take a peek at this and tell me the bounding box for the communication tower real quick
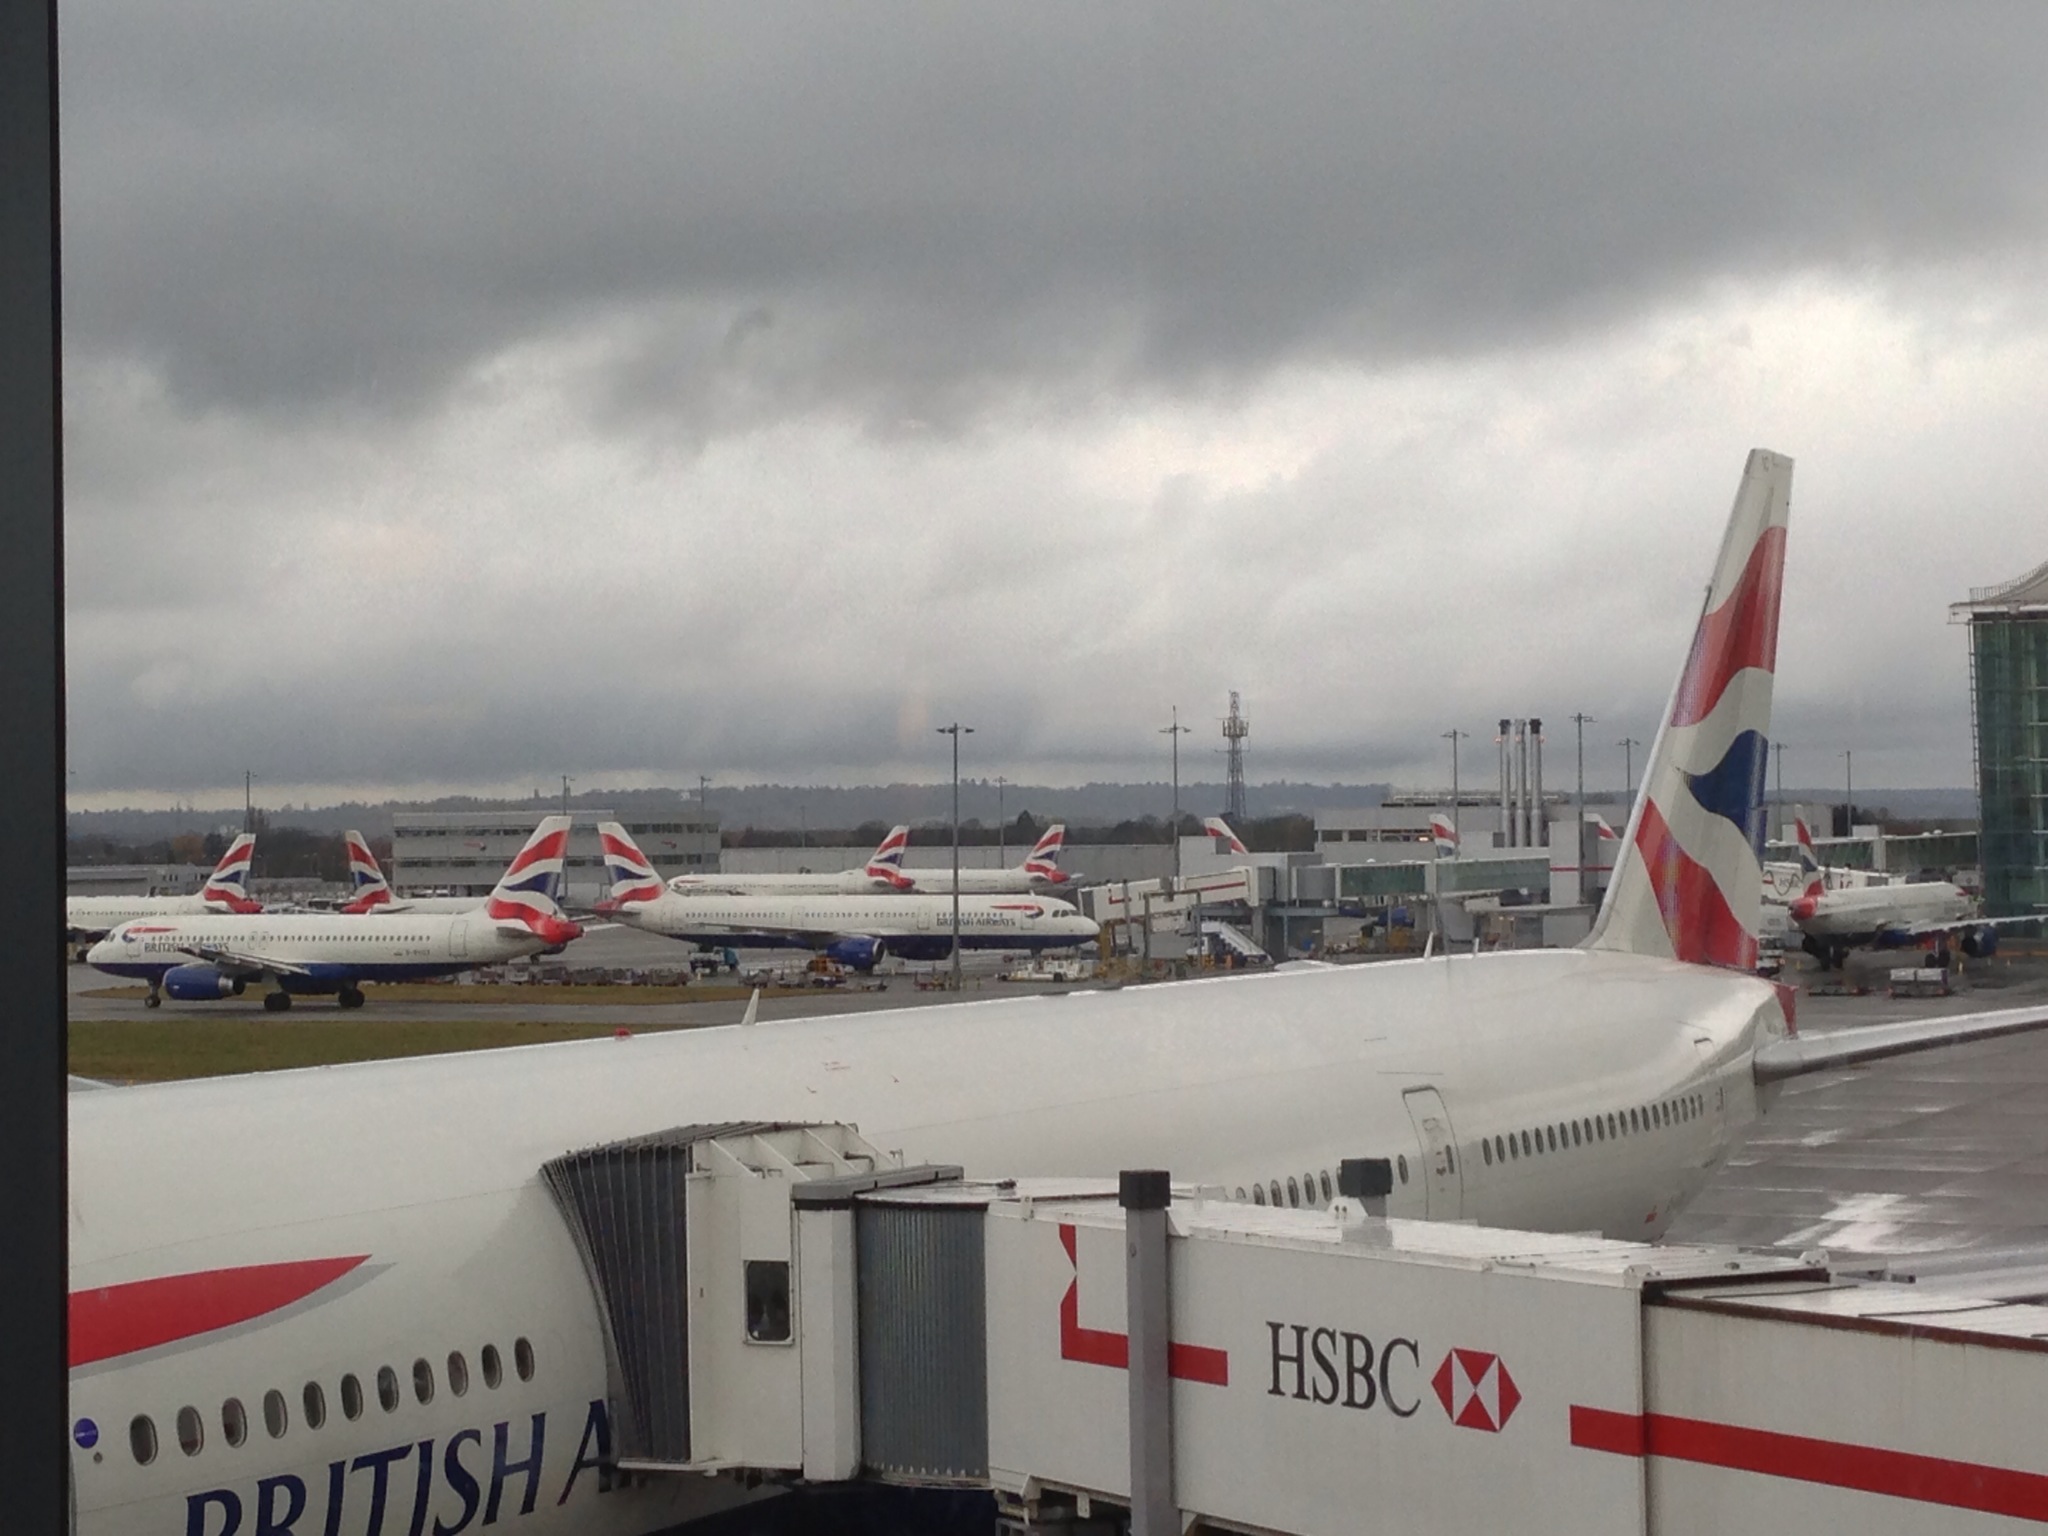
[1221,691,1249,822]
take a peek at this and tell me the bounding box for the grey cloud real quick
[59,5,2048,427]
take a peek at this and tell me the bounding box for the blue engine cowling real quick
[823,936,886,971]
[163,963,243,1001]
[1963,926,1999,959]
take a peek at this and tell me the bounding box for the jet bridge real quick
[542,1123,2048,1534]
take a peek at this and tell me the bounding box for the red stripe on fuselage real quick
[69,1255,369,1368]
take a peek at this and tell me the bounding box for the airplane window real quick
[1630,1108,1641,1133]
[1482,1139,1493,1166]
[1269,1181,1282,1206]
[1303,1173,1317,1205]
[377,1366,400,1412]
[482,1344,504,1387]
[1607,1114,1619,1138]
[1252,1183,1266,1204]
[1397,1155,1407,1184]
[1286,1177,1300,1207]
[1548,1125,1559,1152]
[1521,1130,1534,1158]
[303,1383,326,1430]
[1319,1171,1332,1202]
[1445,1146,1454,1173]
[263,1390,288,1439]
[413,1358,435,1405]
[1507,1135,1517,1161]
[1494,1135,1506,1163]
[176,1406,203,1457]
[1572,1121,1582,1146]
[222,1398,248,1448]
[129,1415,157,1466]
[514,1337,536,1382]
[1594,1117,1605,1141]
[340,1374,363,1421]
[448,1352,469,1397]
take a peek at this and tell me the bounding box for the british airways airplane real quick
[337,831,490,915]
[65,834,262,956]
[85,819,581,1010]
[660,824,918,895]
[598,823,1098,970]
[65,452,2048,1536]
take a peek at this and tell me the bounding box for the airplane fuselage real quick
[615,889,1100,955]
[1794,880,1973,941]
[68,948,1779,1534]
[66,894,249,942]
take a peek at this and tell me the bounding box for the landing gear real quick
[337,986,366,1010]
[262,990,293,1013]
[143,988,161,1009]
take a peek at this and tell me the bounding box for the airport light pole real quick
[1843,749,1853,834]
[1441,728,1468,842]
[995,775,1006,864]
[1618,737,1641,801]
[1161,707,1191,877]
[1571,714,1594,904]
[938,723,974,989]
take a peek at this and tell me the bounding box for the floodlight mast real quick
[1161,707,1191,877]
[937,723,974,989]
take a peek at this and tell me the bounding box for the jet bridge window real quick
[745,1259,794,1343]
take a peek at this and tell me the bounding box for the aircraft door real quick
[450,918,469,959]
[1402,1086,1464,1219]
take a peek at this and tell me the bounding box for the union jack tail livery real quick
[339,831,395,913]
[864,825,916,890]
[1794,817,1826,900]
[485,816,581,944]
[1022,823,1070,883]
[1430,813,1459,856]
[1202,816,1248,855]
[595,821,667,911]
[198,833,262,914]
[1588,449,1792,972]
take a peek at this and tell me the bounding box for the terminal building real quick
[1954,560,2048,920]
[391,806,718,906]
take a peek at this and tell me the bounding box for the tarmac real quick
[67,930,2048,1286]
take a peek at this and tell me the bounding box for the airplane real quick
[84,818,582,1010]
[338,830,493,914]
[68,450,2048,1536]
[878,823,1078,895]
[597,822,1098,971]
[64,833,261,956]
[1430,813,1458,856]
[1202,815,1248,854]
[1773,817,2034,966]
[661,825,917,895]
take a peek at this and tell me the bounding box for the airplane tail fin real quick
[596,821,668,910]
[199,833,262,914]
[485,816,580,942]
[1586,449,1793,972]
[1202,816,1249,855]
[340,830,395,913]
[864,824,916,889]
[1022,823,1070,881]
[1429,813,1459,857]
[1794,817,1826,899]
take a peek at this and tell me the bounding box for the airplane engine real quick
[824,936,886,971]
[1963,926,2000,959]
[163,963,241,1001]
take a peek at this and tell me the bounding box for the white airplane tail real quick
[1794,817,1826,900]
[1022,823,1070,882]
[339,831,396,913]
[864,825,915,889]
[596,821,667,910]
[485,816,581,943]
[198,833,262,913]
[1429,813,1459,856]
[1587,449,1792,972]
[1202,816,1248,855]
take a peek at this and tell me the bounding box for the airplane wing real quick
[1881,912,2047,940]
[177,943,315,978]
[1754,1003,2048,1082]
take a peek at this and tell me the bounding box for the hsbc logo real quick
[1432,1347,1521,1432]
[1264,1323,1522,1436]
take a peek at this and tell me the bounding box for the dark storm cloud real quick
[60,4,2048,427]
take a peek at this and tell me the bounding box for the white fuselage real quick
[68,948,1778,1535]
[66,894,248,941]
[87,911,561,992]
[1795,881,1973,939]
[615,889,1100,952]
[665,868,898,896]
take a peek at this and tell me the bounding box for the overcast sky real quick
[59,5,2048,810]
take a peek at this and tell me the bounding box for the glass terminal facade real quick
[1953,561,2048,921]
